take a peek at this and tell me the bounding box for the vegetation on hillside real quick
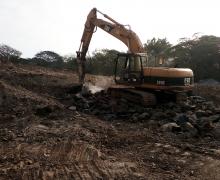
[1,35,220,81]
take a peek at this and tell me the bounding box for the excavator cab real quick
[114,53,147,85]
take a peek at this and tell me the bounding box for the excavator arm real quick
[76,8,145,83]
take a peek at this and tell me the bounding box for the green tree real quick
[34,51,63,62]
[171,35,220,81]
[86,49,119,75]
[33,51,64,68]
[63,54,77,70]
[144,38,172,66]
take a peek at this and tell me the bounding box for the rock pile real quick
[72,90,220,137]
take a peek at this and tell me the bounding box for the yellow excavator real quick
[76,8,194,105]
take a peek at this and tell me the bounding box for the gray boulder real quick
[161,123,181,133]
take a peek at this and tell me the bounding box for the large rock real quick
[160,123,181,133]
[138,112,151,120]
[147,120,160,129]
[187,114,198,125]
[165,110,177,118]
[197,117,215,133]
[214,108,220,114]
[35,105,53,117]
[181,122,198,137]
[189,96,206,103]
[151,111,167,120]
[203,101,215,110]
[68,106,77,111]
[195,110,207,118]
[211,124,220,139]
[176,114,189,125]
[209,115,220,123]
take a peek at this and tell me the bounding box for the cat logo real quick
[184,78,191,86]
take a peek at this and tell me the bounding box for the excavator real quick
[76,8,194,106]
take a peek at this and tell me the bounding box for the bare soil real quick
[0,62,220,180]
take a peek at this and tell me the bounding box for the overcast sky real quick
[0,0,220,57]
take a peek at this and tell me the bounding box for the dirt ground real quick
[194,84,220,105]
[0,62,220,180]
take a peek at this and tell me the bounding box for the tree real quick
[171,35,220,81]
[0,44,22,62]
[33,51,64,68]
[86,49,119,75]
[63,54,77,70]
[144,38,172,66]
[34,51,63,62]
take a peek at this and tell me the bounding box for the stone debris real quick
[72,91,220,137]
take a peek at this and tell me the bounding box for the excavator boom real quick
[76,8,144,83]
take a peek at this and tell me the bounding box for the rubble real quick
[72,90,220,138]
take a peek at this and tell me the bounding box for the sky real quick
[0,0,220,58]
